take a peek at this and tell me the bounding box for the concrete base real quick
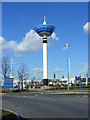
[43,79,48,86]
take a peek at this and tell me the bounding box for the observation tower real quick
[34,17,55,85]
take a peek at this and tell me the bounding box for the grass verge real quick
[0,109,18,120]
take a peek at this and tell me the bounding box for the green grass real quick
[1,85,90,93]
[0,109,17,120]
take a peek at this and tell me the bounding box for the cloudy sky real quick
[1,2,88,79]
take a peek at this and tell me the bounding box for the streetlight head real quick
[65,44,69,47]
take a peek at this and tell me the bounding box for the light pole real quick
[22,73,24,90]
[7,58,18,78]
[65,44,69,91]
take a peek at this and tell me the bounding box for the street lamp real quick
[7,57,18,78]
[65,43,69,91]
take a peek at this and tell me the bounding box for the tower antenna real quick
[43,16,46,25]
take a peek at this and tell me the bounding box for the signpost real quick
[75,76,81,92]
[4,77,14,93]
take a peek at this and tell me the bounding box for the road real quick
[1,92,88,119]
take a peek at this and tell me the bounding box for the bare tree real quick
[17,64,28,89]
[2,56,10,78]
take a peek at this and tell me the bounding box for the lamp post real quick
[7,58,18,78]
[65,44,69,91]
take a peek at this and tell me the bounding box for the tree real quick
[2,56,10,78]
[17,64,28,90]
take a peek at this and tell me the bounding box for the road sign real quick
[75,76,81,92]
[4,77,14,93]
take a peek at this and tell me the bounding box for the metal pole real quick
[75,76,77,92]
[22,73,24,90]
[11,58,12,76]
[67,47,69,91]
[79,76,81,92]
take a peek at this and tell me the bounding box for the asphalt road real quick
[1,92,88,119]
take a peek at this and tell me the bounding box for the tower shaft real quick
[43,37,48,85]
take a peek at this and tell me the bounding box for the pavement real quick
[0,90,88,119]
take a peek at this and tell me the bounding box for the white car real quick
[48,81,53,86]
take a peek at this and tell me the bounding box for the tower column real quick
[43,36,48,85]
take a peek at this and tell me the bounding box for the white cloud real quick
[77,62,87,66]
[0,29,59,57]
[62,47,68,51]
[83,22,90,34]
[0,36,4,47]
[50,32,59,40]
[54,68,64,72]
[0,36,16,49]
[77,63,88,75]
[32,67,42,72]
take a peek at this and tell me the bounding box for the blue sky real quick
[2,2,88,79]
